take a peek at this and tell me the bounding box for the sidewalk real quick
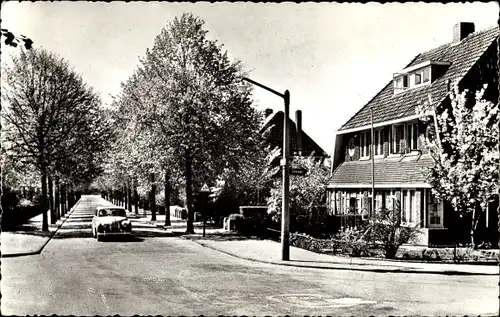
[2,202,78,257]
[188,238,499,276]
[120,203,224,234]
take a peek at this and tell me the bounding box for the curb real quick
[2,200,82,258]
[186,238,498,276]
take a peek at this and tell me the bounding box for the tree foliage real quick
[417,83,499,245]
[107,13,264,232]
[2,48,112,229]
[0,28,33,49]
[267,156,331,235]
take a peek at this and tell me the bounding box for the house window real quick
[422,67,430,83]
[391,125,405,154]
[374,130,383,156]
[349,197,358,214]
[394,74,409,90]
[335,192,341,215]
[411,67,431,87]
[428,191,443,227]
[406,122,419,151]
[414,73,422,85]
[402,190,417,224]
[394,67,431,94]
[360,131,370,158]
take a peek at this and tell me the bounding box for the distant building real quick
[260,108,328,166]
[327,22,499,246]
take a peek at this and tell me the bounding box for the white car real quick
[92,206,132,241]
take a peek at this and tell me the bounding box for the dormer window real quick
[393,60,450,94]
[393,74,408,93]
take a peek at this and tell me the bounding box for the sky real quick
[1,2,499,155]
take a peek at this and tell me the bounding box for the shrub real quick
[289,233,340,254]
[336,227,371,257]
[422,249,441,261]
[364,208,421,259]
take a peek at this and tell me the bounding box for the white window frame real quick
[393,74,409,94]
[408,122,419,151]
[402,189,417,224]
[428,191,444,228]
[390,124,405,155]
[411,67,431,88]
[374,129,383,157]
[359,131,370,160]
[394,66,431,94]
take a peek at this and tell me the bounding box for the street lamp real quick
[240,76,291,261]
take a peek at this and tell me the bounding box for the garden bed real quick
[288,232,499,264]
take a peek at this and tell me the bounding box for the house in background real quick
[260,108,328,166]
[327,22,499,246]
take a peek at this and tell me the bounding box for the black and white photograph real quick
[1,1,499,316]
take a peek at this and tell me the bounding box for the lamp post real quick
[240,76,291,261]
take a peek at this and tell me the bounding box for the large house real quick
[327,22,499,246]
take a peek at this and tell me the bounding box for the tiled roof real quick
[260,111,328,156]
[328,154,434,187]
[338,26,499,131]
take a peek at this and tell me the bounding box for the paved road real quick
[2,195,497,316]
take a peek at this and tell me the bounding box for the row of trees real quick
[2,48,114,230]
[96,13,272,233]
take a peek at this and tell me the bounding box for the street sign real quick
[290,167,307,176]
[199,183,210,193]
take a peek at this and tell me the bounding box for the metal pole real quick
[371,107,375,217]
[240,77,290,261]
[281,90,290,261]
[496,15,500,316]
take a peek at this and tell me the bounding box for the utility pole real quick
[240,77,291,261]
[371,106,375,216]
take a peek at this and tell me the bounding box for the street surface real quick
[1,195,497,316]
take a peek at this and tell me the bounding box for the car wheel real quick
[97,234,102,241]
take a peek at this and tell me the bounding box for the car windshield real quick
[98,208,126,217]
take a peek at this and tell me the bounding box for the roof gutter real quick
[336,114,421,135]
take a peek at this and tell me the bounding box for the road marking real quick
[99,289,111,313]
[266,294,376,308]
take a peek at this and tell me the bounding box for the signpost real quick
[290,167,307,176]
[199,183,211,237]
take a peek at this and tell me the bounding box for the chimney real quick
[295,110,302,155]
[453,22,475,43]
[264,108,273,118]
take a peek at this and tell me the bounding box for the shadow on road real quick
[186,232,269,242]
[96,235,145,242]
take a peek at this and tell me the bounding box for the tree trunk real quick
[124,185,128,210]
[165,171,171,226]
[470,207,481,248]
[134,180,139,216]
[127,183,132,213]
[41,172,49,231]
[150,173,157,221]
[48,175,55,224]
[185,156,194,234]
[60,184,65,217]
[55,177,60,220]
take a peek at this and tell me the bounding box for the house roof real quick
[338,25,499,132]
[328,154,434,188]
[260,110,328,157]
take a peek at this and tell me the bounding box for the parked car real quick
[92,206,132,241]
